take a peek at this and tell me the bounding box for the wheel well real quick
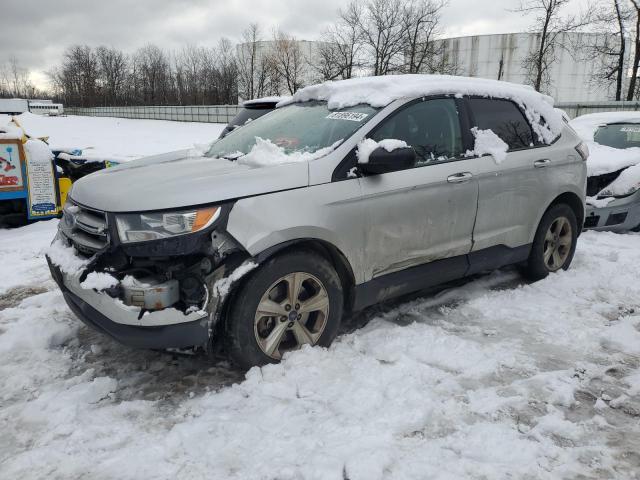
[546,192,585,234]
[256,239,357,313]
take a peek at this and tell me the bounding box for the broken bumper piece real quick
[47,257,209,349]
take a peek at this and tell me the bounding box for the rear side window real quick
[468,98,534,150]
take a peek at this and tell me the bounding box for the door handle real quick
[534,159,551,168]
[447,172,473,183]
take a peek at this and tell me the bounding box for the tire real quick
[522,203,578,281]
[224,250,344,369]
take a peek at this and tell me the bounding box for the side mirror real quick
[359,146,416,175]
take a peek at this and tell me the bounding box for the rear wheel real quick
[225,251,343,369]
[522,204,578,281]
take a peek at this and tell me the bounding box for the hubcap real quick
[543,216,572,272]
[254,272,329,360]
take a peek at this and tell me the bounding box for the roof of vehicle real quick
[570,111,640,141]
[242,96,291,109]
[281,74,564,143]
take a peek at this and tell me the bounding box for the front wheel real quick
[224,250,343,369]
[522,204,578,281]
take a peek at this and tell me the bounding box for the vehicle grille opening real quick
[605,212,628,226]
[584,215,600,228]
[60,202,109,256]
[586,168,626,197]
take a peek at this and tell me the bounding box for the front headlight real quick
[115,206,221,243]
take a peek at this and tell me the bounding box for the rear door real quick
[359,97,479,280]
[463,97,557,271]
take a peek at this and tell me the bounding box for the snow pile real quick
[0,120,24,140]
[46,239,89,275]
[80,272,119,291]
[469,127,509,163]
[356,138,408,164]
[243,96,291,106]
[282,74,563,144]
[3,220,640,478]
[5,112,225,163]
[213,261,258,297]
[24,137,54,163]
[235,137,341,167]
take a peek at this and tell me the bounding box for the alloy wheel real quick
[543,216,572,272]
[253,272,330,359]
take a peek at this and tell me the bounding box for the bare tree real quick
[237,24,264,100]
[314,3,363,80]
[515,0,595,93]
[359,0,406,75]
[0,57,36,98]
[131,45,173,105]
[96,46,128,106]
[628,0,640,99]
[402,0,448,73]
[270,30,305,94]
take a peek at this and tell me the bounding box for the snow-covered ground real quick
[0,112,224,162]
[1,220,639,479]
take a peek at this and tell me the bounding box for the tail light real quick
[575,142,589,161]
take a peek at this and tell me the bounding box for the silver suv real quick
[47,76,587,368]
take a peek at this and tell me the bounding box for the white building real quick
[437,32,628,103]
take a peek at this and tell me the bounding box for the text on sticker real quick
[326,112,369,122]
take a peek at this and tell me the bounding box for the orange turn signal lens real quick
[192,207,220,232]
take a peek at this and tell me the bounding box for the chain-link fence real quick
[64,105,242,123]
[556,101,640,119]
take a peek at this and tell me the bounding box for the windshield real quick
[228,108,273,128]
[207,101,378,160]
[594,123,640,149]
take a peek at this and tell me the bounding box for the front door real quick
[359,98,479,281]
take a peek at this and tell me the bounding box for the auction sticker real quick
[25,142,58,219]
[326,112,369,122]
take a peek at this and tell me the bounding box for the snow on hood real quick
[570,112,640,178]
[280,74,563,144]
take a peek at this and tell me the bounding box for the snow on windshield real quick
[236,137,343,167]
[281,74,563,145]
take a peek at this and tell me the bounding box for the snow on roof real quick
[570,112,640,177]
[243,96,290,107]
[280,74,563,144]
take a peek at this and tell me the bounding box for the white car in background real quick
[570,112,640,232]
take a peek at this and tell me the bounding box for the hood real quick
[70,149,309,212]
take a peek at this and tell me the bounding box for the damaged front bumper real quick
[47,257,210,349]
[584,189,640,232]
[46,200,253,351]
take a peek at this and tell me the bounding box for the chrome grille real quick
[60,202,109,256]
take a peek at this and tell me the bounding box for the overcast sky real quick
[2,0,584,89]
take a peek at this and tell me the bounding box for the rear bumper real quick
[47,258,210,349]
[584,191,640,232]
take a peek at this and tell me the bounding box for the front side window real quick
[370,98,464,166]
[594,123,640,149]
[207,101,378,160]
[469,98,534,150]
